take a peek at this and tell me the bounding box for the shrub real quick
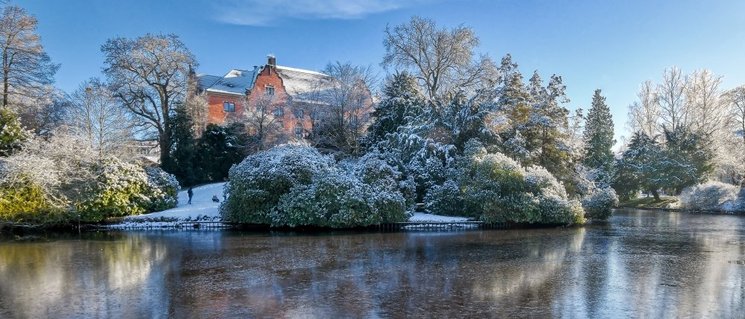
[581,187,619,220]
[425,180,466,216]
[221,145,335,224]
[425,150,586,225]
[76,159,179,222]
[274,171,406,228]
[680,181,740,212]
[0,179,68,224]
[223,145,408,227]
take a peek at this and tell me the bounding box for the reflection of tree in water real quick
[166,229,588,318]
[0,233,171,318]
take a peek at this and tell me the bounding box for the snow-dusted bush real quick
[424,179,466,216]
[680,181,740,212]
[76,158,179,221]
[143,167,180,211]
[351,150,416,205]
[581,187,619,220]
[274,171,406,228]
[223,144,408,227]
[432,150,585,225]
[222,145,335,224]
[0,177,64,224]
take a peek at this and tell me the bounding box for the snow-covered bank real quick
[107,182,473,230]
[107,182,227,229]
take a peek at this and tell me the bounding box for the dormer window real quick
[223,101,235,112]
[265,85,275,96]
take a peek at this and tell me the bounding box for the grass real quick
[619,196,679,209]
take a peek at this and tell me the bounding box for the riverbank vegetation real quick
[11,4,744,227]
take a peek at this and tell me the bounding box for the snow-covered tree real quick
[366,71,425,144]
[583,89,615,186]
[657,67,689,132]
[102,34,197,164]
[628,80,660,137]
[310,62,376,155]
[382,16,497,101]
[242,93,287,151]
[0,6,58,108]
[65,78,133,157]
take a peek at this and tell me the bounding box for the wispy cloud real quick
[212,0,435,26]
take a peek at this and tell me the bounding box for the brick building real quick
[197,56,372,145]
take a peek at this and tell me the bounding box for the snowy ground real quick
[107,182,227,229]
[107,182,472,229]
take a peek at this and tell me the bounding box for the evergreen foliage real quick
[583,89,615,186]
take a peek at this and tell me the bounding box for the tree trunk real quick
[651,189,660,201]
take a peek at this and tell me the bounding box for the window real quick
[293,109,304,118]
[265,85,275,96]
[294,123,304,138]
[223,101,235,112]
[273,106,284,117]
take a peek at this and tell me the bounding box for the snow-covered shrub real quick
[350,150,418,209]
[438,150,585,225]
[581,187,619,220]
[680,181,740,212]
[223,145,408,227]
[424,179,466,216]
[74,158,179,222]
[143,167,180,211]
[222,145,335,224]
[274,171,406,228]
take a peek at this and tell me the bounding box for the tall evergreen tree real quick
[367,72,425,144]
[162,106,198,186]
[583,89,615,186]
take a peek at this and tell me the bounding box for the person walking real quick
[187,187,194,205]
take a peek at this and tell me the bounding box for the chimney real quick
[267,54,276,67]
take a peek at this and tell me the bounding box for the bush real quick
[223,145,408,227]
[0,180,67,224]
[425,180,466,216]
[581,187,619,220]
[76,159,179,222]
[274,171,406,228]
[680,181,740,212]
[425,150,586,225]
[221,145,335,224]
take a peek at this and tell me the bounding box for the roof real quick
[275,65,335,103]
[199,69,258,96]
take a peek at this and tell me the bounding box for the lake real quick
[1,209,743,318]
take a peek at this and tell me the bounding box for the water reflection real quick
[0,210,744,318]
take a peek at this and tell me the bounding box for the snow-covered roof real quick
[197,74,221,90]
[275,65,335,103]
[201,69,258,96]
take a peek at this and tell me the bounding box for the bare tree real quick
[311,62,377,154]
[185,70,208,136]
[726,86,745,146]
[628,80,660,137]
[382,16,496,101]
[101,34,196,164]
[0,6,58,108]
[65,78,133,157]
[686,69,726,137]
[657,67,689,132]
[242,93,286,151]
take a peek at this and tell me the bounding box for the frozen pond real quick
[1,209,744,318]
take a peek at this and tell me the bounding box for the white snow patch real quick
[407,212,470,222]
[107,182,227,229]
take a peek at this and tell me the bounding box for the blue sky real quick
[17,0,745,144]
